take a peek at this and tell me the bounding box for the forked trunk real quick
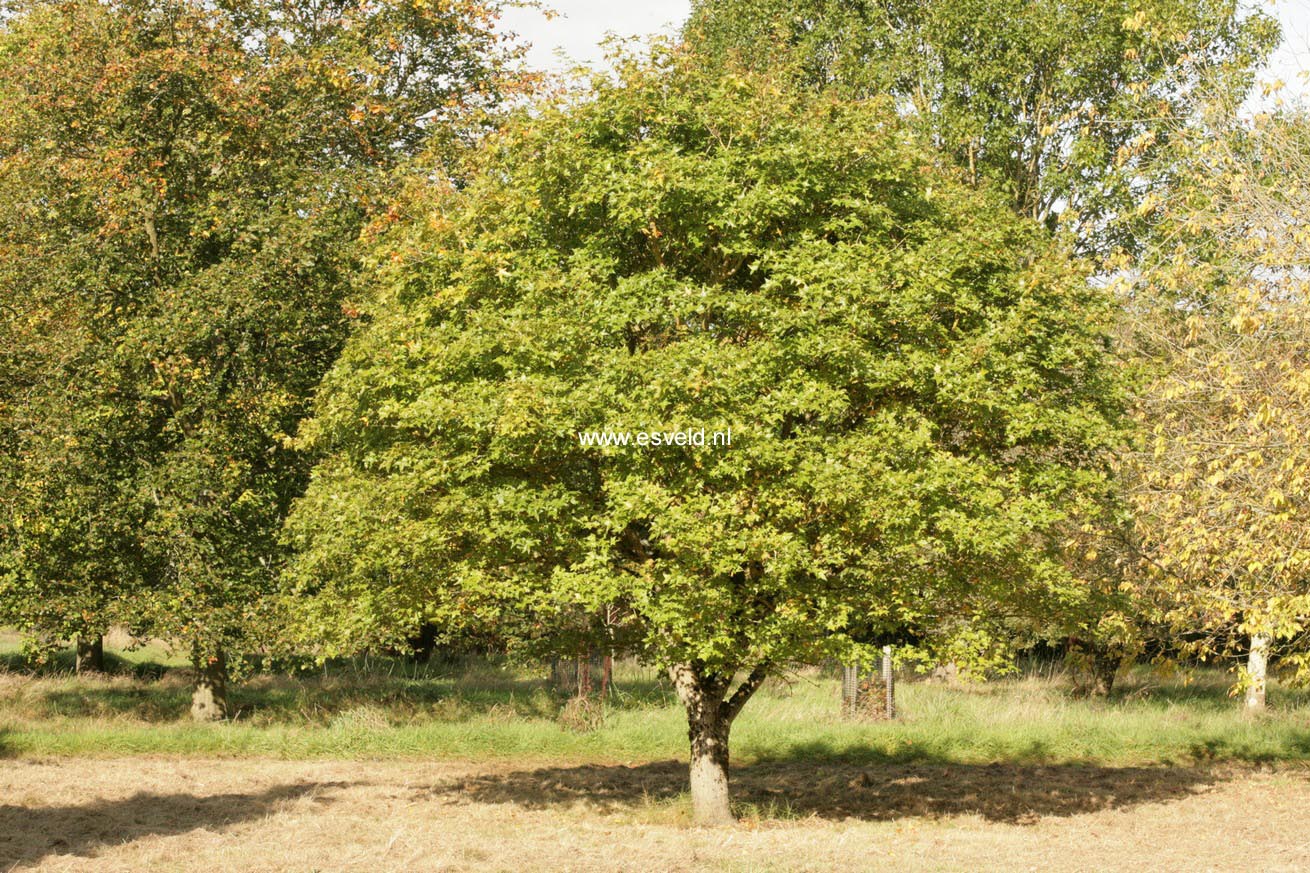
[191,647,229,722]
[75,635,104,673]
[669,662,769,826]
[1245,634,1269,714]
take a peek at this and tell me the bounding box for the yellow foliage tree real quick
[1126,100,1310,711]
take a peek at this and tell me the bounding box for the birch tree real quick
[1127,102,1310,712]
[685,0,1277,250]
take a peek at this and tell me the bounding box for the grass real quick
[6,639,1309,870]
[3,645,1310,769]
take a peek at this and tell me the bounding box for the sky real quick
[501,0,1310,103]
[1265,0,1310,100]
[499,1,691,72]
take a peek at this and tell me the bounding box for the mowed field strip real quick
[5,658,1310,870]
[3,757,1310,872]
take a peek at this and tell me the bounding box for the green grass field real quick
[3,638,1310,769]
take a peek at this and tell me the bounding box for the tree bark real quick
[1245,633,1269,714]
[75,635,104,674]
[669,662,769,826]
[1090,646,1122,698]
[578,652,593,698]
[191,647,229,722]
[688,718,732,825]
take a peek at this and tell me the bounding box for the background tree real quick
[684,0,1277,250]
[0,0,523,715]
[286,48,1125,823]
[682,0,1278,684]
[1125,101,1310,713]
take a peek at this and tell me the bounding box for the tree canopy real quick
[1124,101,1310,709]
[286,47,1126,822]
[0,0,523,699]
[684,0,1277,248]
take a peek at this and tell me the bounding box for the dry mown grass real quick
[2,757,1309,871]
[5,656,1310,869]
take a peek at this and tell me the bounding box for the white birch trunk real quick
[1244,633,1269,714]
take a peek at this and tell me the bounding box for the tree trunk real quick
[669,662,770,826]
[75,635,104,674]
[932,661,959,684]
[1245,633,1269,714]
[688,718,732,826]
[191,647,229,722]
[670,664,733,825]
[1090,647,1122,698]
[578,653,593,698]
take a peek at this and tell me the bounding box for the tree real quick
[287,48,1124,822]
[0,0,522,714]
[682,0,1277,683]
[1125,102,1310,713]
[684,0,1277,250]
[0,4,159,663]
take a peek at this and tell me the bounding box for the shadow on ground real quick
[16,671,674,725]
[431,758,1229,824]
[0,780,335,868]
[0,651,173,679]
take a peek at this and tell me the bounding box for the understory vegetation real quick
[4,643,1309,769]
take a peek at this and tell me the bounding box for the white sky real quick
[1260,0,1310,104]
[501,0,1310,102]
[500,1,690,72]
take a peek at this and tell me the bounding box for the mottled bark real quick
[191,647,229,722]
[931,661,960,684]
[669,662,769,826]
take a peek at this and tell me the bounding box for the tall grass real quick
[2,652,1310,766]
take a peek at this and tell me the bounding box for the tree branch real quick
[720,662,770,723]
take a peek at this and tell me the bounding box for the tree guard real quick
[841,647,896,719]
[550,650,611,698]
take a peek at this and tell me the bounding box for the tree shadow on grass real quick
[429,756,1229,824]
[29,672,675,725]
[0,780,337,869]
[0,650,173,679]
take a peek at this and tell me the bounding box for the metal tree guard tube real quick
[881,645,895,719]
